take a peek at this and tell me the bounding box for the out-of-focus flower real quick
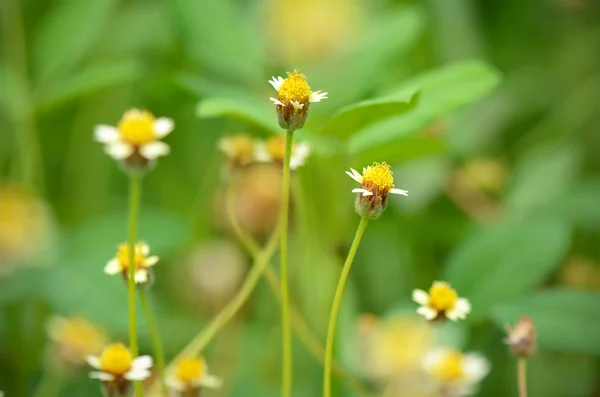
[167,356,222,396]
[94,109,173,170]
[346,162,408,219]
[47,316,108,370]
[269,69,327,130]
[460,158,507,194]
[104,242,159,285]
[504,316,537,359]
[412,282,471,322]
[217,134,256,169]
[559,256,600,290]
[254,134,310,170]
[0,185,54,276]
[87,343,152,396]
[422,348,489,397]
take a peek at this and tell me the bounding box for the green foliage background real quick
[1,0,600,396]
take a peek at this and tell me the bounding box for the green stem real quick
[127,173,143,397]
[518,358,528,397]
[139,289,167,397]
[280,129,294,397]
[32,369,64,397]
[323,215,369,397]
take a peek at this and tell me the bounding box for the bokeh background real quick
[1,0,600,396]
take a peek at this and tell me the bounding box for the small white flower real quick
[167,356,222,393]
[422,348,489,396]
[87,343,152,385]
[104,242,159,285]
[254,135,311,170]
[412,281,471,322]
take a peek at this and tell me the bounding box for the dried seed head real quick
[504,316,537,358]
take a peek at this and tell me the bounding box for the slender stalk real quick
[279,129,294,397]
[139,289,167,396]
[127,173,143,397]
[518,358,528,397]
[32,369,64,397]
[323,215,369,397]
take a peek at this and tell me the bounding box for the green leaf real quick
[197,96,278,134]
[349,60,501,154]
[491,289,600,355]
[321,91,419,139]
[32,0,119,84]
[355,135,446,167]
[443,217,570,316]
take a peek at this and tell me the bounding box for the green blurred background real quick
[1,0,600,396]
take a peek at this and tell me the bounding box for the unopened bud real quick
[504,316,537,358]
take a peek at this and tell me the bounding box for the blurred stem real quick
[139,289,167,397]
[32,368,64,397]
[225,185,368,394]
[280,129,294,397]
[518,358,528,397]
[127,173,144,397]
[323,215,369,397]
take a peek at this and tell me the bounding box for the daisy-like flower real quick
[504,316,537,358]
[104,242,159,285]
[412,281,471,322]
[94,109,174,169]
[254,134,311,170]
[167,356,222,396]
[217,134,256,168]
[269,69,327,130]
[47,316,107,369]
[346,162,408,219]
[87,343,152,396]
[422,348,490,396]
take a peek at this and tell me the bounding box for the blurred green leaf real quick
[547,180,600,230]
[491,289,600,355]
[349,60,501,153]
[32,0,119,84]
[197,96,278,134]
[321,91,419,139]
[355,135,447,170]
[444,218,570,316]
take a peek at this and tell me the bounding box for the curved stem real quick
[32,369,64,397]
[518,358,528,397]
[139,289,167,397]
[127,174,143,397]
[323,215,369,397]
[280,129,294,397]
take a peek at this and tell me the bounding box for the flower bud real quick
[504,316,537,358]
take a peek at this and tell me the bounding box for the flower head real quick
[104,242,159,285]
[47,316,107,369]
[504,316,537,358]
[346,162,408,219]
[412,281,471,322]
[254,135,310,170]
[269,69,327,130]
[87,343,152,395]
[94,109,174,171]
[217,134,256,168]
[167,356,222,395]
[422,348,489,396]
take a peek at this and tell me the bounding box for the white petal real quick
[463,353,490,383]
[132,355,153,370]
[124,369,151,381]
[89,371,115,381]
[139,141,170,160]
[446,298,471,320]
[390,188,409,196]
[345,168,363,183]
[270,97,285,107]
[139,243,150,256]
[309,90,328,103]
[253,142,272,163]
[86,355,101,369]
[199,374,223,389]
[153,117,174,138]
[145,256,159,267]
[104,259,122,275]
[105,142,134,160]
[417,306,438,320]
[289,143,310,170]
[94,125,120,143]
[166,376,185,391]
[412,289,430,305]
[422,348,448,372]
[352,188,373,196]
[134,270,148,284]
[290,100,304,110]
[268,76,284,91]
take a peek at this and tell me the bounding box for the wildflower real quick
[87,343,152,396]
[269,69,327,130]
[217,134,256,168]
[94,109,174,171]
[104,242,159,285]
[47,316,107,369]
[412,281,471,322]
[346,162,408,219]
[254,134,310,170]
[422,348,489,396]
[504,316,537,358]
[167,356,222,396]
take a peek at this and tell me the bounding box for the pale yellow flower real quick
[47,316,107,367]
[254,134,310,169]
[104,242,159,284]
[217,134,256,167]
[167,356,222,394]
[422,348,489,396]
[412,281,471,322]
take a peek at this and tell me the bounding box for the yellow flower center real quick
[265,135,296,161]
[116,243,148,271]
[362,162,395,191]
[433,350,465,381]
[227,135,255,163]
[57,317,106,356]
[175,357,205,383]
[278,70,312,105]
[98,343,133,375]
[429,282,458,311]
[117,109,156,145]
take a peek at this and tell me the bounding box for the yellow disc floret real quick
[278,70,312,105]
[429,282,458,312]
[433,350,465,381]
[175,357,204,383]
[229,135,255,162]
[99,343,133,375]
[116,243,147,271]
[118,109,156,145]
[362,162,395,191]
